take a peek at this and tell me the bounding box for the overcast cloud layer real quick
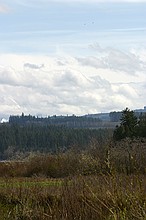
[0,0,146,120]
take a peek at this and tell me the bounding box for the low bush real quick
[0,138,146,177]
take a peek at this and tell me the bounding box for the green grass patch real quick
[0,178,63,188]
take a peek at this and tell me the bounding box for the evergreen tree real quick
[138,113,146,137]
[113,108,138,140]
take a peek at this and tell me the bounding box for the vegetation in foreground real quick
[0,174,145,219]
[0,137,145,219]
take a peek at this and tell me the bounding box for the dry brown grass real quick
[0,138,145,178]
[0,138,145,219]
[0,174,145,219]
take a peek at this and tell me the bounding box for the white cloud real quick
[0,50,145,117]
[117,84,139,98]
[104,49,145,74]
[86,44,146,74]
[24,63,44,70]
[77,57,106,69]
[0,66,20,85]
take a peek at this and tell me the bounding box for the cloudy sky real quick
[0,0,146,119]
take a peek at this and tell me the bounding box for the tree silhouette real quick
[113,108,138,140]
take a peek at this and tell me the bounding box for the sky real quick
[0,0,146,120]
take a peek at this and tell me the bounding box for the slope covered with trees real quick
[0,123,112,160]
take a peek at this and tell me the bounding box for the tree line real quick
[9,113,102,128]
[0,108,145,160]
[0,123,112,160]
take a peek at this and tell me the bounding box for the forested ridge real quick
[9,114,102,128]
[0,123,112,160]
[0,109,146,160]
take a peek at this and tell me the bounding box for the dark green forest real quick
[0,123,112,160]
[0,109,146,160]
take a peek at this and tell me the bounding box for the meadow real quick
[0,138,146,219]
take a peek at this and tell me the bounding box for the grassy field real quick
[0,175,145,220]
[0,138,146,219]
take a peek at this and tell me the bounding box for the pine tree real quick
[113,108,138,140]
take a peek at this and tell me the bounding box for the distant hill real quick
[7,106,146,129]
[9,113,116,129]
